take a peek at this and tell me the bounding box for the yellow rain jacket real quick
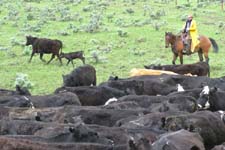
[183,20,200,52]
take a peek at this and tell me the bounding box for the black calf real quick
[60,51,85,67]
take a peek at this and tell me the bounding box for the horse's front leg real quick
[178,52,183,64]
[172,53,178,65]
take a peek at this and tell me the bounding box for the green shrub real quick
[23,45,32,56]
[14,73,33,90]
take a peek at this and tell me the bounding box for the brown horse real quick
[165,32,218,64]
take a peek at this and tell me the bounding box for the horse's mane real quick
[167,32,181,38]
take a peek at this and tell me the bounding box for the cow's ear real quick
[128,138,136,149]
[69,127,76,133]
[200,82,207,88]
[210,87,217,93]
[114,76,118,80]
[144,65,148,69]
[161,117,166,128]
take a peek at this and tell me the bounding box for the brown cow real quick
[25,36,63,64]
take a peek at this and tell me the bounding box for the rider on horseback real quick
[182,14,200,55]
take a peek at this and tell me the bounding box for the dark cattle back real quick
[55,86,126,106]
[151,129,205,150]
[63,64,96,87]
[145,62,210,77]
[163,111,225,149]
[0,85,31,96]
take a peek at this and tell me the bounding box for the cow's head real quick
[197,86,217,110]
[25,36,37,46]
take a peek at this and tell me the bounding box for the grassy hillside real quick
[0,0,224,95]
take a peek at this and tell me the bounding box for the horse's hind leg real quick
[47,54,55,64]
[172,53,178,65]
[203,52,209,63]
[198,49,204,62]
[178,52,183,64]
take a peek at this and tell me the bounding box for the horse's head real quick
[165,32,172,48]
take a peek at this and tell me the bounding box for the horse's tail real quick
[209,38,219,53]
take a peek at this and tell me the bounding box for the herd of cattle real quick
[1,62,225,150]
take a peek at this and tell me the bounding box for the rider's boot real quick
[183,39,191,55]
[186,39,192,55]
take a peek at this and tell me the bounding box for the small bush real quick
[23,45,32,56]
[90,50,107,63]
[118,29,128,37]
[14,73,34,90]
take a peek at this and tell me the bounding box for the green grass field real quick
[0,0,224,95]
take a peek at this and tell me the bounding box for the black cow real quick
[0,92,81,108]
[51,106,150,127]
[100,75,179,96]
[0,85,31,96]
[0,136,126,150]
[0,119,113,145]
[60,51,85,67]
[211,142,225,150]
[197,86,225,111]
[163,110,225,149]
[25,36,63,64]
[151,129,205,150]
[62,64,96,87]
[55,86,126,106]
[117,111,187,134]
[144,61,210,77]
[104,94,197,113]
